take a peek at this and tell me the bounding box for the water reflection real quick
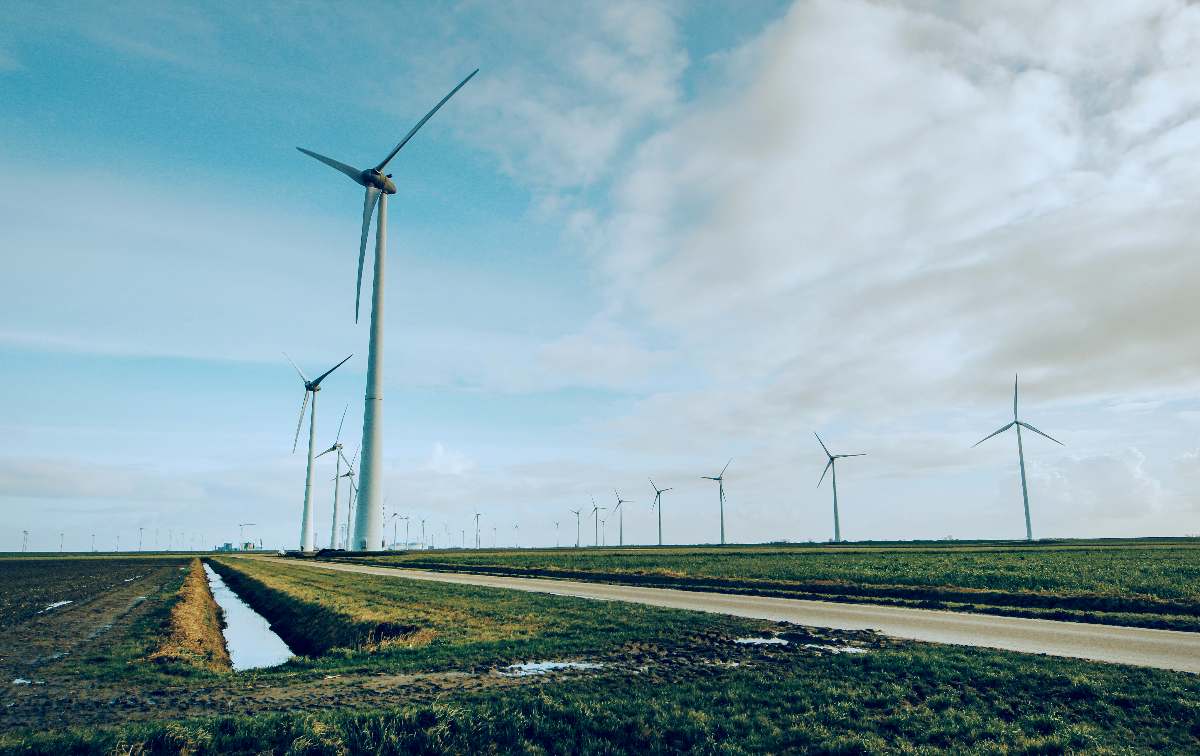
[203,563,293,671]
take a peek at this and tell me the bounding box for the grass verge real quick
[148,559,230,672]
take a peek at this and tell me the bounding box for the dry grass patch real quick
[149,558,230,672]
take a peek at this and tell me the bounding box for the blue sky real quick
[3,0,1199,552]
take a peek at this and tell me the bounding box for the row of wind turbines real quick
[569,374,1060,546]
[278,68,1062,552]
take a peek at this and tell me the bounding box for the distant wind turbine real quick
[590,497,606,547]
[569,509,581,548]
[701,460,732,545]
[297,69,478,552]
[474,512,481,549]
[613,489,632,547]
[286,353,353,553]
[814,433,865,543]
[316,404,350,549]
[649,479,672,546]
[973,374,1063,541]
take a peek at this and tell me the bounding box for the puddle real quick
[734,636,789,645]
[203,563,293,671]
[38,601,73,614]
[803,643,869,655]
[498,661,606,677]
[12,679,31,685]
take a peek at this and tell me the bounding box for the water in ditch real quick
[203,563,293,671]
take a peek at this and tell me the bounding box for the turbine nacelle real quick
[361,169,397,195]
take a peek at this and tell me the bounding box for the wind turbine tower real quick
[701,460,732,545]
[814,433,865,543]
[613,490,632,547]
[286,353,353,552]
[973,374,1063,541]
[649,479,672,546]
[297,70,478,551]
[474,512,481,549]
[569,509,581,548]
[590,497,605,547]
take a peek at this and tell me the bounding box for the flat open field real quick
[326,538,1200,630]
[2,554,1198,753]
[0,555,191,626]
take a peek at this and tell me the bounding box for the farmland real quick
[0,555,190,626]
[2,554,1199,753]
[328,538,1200,630]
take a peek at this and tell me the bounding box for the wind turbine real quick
[701,460,732,545]
[474,512,481,549]
[649,479,672,546]
[297,69,479,552]
[973,374,1063,541]
[316,404,350,549]
[814,433,865,543]
[569,509,581,548]
[340,444,360,548]
[613,490,632,547]
[286,353,353,553]
[590,497,605,547]
[554,520,560,547]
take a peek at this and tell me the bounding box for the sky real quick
[2,0,1199,552]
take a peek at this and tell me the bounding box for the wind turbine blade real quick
[292,390,310,453]
[813,432,832,457]
[838,453,867,458]
[648,478,657,492]
[1018,421,1064,445]
[721,458,732,477]
[283,352,309,383]
[339,448,355,469]
[817,459,832,488]
[375,69,479,171]
[350,444,360,467]
[662,488,672,493]
[335,404,348,444]
[356,186,381,323]
[972,422,1015,447]
[316,445,335,458]
[312,354,353,387]
[296,148,362,183]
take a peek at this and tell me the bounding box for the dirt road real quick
[292,559,1200,674]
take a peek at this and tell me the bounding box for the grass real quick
[4,633,1199,754]
[327,538,1200,630]
[148,559,230,672]
[208,556,778,674]
[5,553,1199,753]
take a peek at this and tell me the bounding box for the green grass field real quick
[2,554,1198,754]
[328,538,1200,630]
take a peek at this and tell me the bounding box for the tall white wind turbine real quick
[297,69,478,551]
[973,374,1063,541]
[649,479,672,546]
[701,460,732,545]
[814,433,865,543]
[286,353,352,552]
